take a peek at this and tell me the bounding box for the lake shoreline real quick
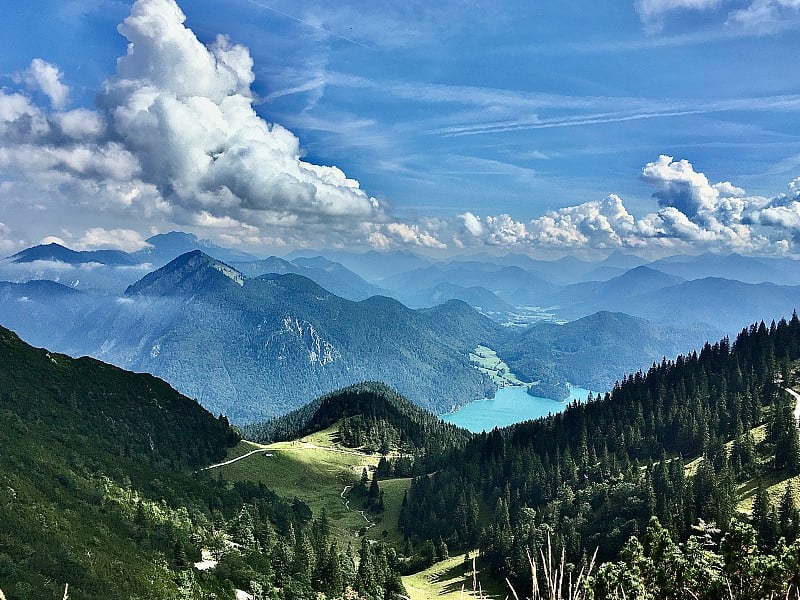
[441,384,593,433]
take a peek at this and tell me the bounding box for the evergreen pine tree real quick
[358,467,369,495]
[778,482,799,542]
[751,483,779,549]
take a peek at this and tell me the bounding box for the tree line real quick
[397,314,800,593]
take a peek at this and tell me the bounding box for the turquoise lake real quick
[441,385,594,432]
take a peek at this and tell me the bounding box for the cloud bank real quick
[0,0,799,257]
[0,0,445,251]
[16,59,71,109]
[457,156,798,254]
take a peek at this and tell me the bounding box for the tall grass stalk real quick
[504,534,596,600]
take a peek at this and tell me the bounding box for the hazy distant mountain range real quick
[0,235,797,421]
[0,232,257,294]
[0,251,498,421]
[232,255,384,301]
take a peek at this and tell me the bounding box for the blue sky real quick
[0,0,799,257]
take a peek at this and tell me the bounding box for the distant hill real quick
[0,278,82,297]
[133,230,259,267]
[648,252,800,285]
[0,233,257,294]
[0,281,100,347]
[548,265,799,335]
[4,233,259,273]
[233,254,383,301]
[551,266,687,316]
[0,244,153,293]
[9,242,138,266]
[286,248,432,282]
[396,281,515,313]
[616,277,800,332]
[126,249,245,295]
[588,265,686,295]
[0,236,383,298]
[445,252,647,285]
[497,310,704,391]
[383,263,557,306]
[245,382,471,457]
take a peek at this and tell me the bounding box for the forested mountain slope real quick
[497,311,707,392]
[233,255,384,301]
[397,315,800,596]
[0,249,734,423]
[0,326,404,600]
[244,381,471,457]
[0,251,499,421]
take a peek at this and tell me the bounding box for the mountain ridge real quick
[9,242,139,266]
[244,381,471,456]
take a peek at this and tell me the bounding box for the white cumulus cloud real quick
[460,212,484,237]
[18,59,70,109]
[384,222,447,249]
[635,0,723,19]
[728,0,800,28]
[0,0,408,252]
[0,222,15,254]
[639,155,770,250]
[454,157,799,254]
[635,0,800,31]
[2,0,800,257]
[73,228,153,252]
[94,0,384,240]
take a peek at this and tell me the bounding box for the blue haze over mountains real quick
[0,231,798,423]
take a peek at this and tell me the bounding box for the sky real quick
[0,0,799,258]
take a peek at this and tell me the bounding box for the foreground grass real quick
[402,552,504,600]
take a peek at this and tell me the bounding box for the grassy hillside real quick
[402,552,504,600]
[214,384,473,549]
[215,414,419,546]
[213,437,387,543]
[244,382,472,457]
[469,345,528,387]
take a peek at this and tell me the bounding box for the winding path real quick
[198,449,271,471]
[198,442,377,534]
[340,485,376,532]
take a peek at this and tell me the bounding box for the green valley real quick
[3,0,800,597]
[4,317,800,599]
